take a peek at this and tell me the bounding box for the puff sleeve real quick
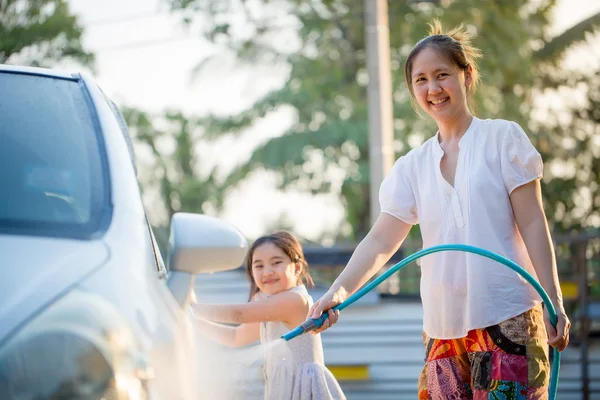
[378,155,418,225]
[500,121,543,194]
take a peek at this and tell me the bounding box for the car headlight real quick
[0,290,154,400]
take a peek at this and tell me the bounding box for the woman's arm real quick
[192,290,309,327]
[331,213,412,296]
[510,180,571,351]
[195,317,260,348]
[308,213,412,329]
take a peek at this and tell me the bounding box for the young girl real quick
[193,231,346,400]
[309,21,571,399]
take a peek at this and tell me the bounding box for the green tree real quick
[122,108,226,221]
[122,108,229,251]
[541,74,600,233]
[169,0,599,239]
[0,0,93,67]
[529,12,600,233]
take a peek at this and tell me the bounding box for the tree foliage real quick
[169,0,600,238]
[534,72,600,232]
[0,0,93,67]
[122,108,226,222]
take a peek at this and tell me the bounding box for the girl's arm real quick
[195,317,260,348]
[192,290,309,327]
[308,213,412,328]
[510,179,571,351]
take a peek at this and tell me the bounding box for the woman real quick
[309,21,570,399]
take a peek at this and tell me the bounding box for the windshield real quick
[0,72,109,239]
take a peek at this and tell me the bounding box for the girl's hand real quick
[306,287,348,334]
[544,302,571,352]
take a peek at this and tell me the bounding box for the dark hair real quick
[404,19,482,112]
[245,231,314,301]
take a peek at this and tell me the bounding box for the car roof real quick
[0,64,78,80]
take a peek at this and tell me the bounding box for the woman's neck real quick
[437,112,473,143]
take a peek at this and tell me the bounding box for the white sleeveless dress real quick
[260,285,346,400]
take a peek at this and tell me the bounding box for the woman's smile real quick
[430,96,449,107]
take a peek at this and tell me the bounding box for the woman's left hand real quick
[544,303,571,352]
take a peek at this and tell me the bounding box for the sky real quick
[68,0,600,242]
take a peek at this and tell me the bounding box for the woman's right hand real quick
[307,287,348,334]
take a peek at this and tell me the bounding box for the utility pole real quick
[364,0,395,227]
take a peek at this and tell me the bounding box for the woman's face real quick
[410,46,472,124]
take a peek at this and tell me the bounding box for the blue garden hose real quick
[281,244,560,399]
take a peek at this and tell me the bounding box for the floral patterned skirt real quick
[418,304,550,399]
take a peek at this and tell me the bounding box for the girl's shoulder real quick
[265,285,311,306]
[288,284,313,302]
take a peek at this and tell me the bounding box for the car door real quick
[105,96,198,399]
[134,213,198,400]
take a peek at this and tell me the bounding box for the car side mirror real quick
[166,213,247,308]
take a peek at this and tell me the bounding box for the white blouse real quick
[379,117,544,339]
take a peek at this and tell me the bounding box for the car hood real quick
[0,234,109,345]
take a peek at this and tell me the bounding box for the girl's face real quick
[251,242,300,296]
[411,46,472,124]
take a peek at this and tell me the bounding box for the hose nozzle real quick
[281,313,329,341]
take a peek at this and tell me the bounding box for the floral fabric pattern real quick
[418,305,550,400]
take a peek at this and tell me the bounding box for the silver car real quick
[0,64,248,400]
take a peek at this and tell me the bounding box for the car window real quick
[145,216,168,279]
[104,95,137,175]
[0,72,109,239]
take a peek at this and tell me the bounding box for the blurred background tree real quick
[10,0,594,243]
[532,12,600,233]
[122,108,228,251]
[165,0,599,240]
[0,0,94,67]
